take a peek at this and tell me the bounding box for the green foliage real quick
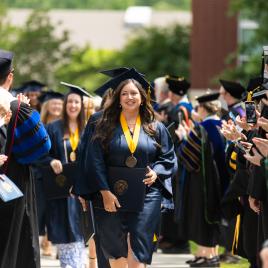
[55,24,190,93]
[219,0,268,84]
[55,46,117,93]
[9,10,74,86]
[0,5,18,51]
[117,25,190,81]
[3,0,190,10]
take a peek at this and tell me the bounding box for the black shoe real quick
[190,256,220,267]
[220,253,240,264]
[186,257,202,264]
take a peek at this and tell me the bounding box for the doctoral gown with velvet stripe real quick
[0,100,51,268]
[175,118,225,247]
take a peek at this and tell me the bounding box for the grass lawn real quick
[190,242,250,268]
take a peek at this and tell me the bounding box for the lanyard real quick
[120,112,141,154]
[69,128,79,152]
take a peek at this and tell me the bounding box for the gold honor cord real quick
[120,112,141,167]
[69,128,79,162]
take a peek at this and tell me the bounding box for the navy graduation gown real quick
[74,119,176,198]
[42,120,83,244]
[74,119,175,264]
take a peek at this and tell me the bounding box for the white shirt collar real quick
[178,95,189,104]
[203,114,220,122]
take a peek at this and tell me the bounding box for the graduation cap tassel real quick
[247,86,260,101]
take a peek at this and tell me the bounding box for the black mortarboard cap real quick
[219,79,245,99]
[99,67,130,77]
[60,82,92,97]
[38,90,64,104]
[22,80,46,93]
[94,68,153,95]
[165,75,191,96]
[196,91,220,104]
[252,89,268,101]
[0,49,13,77]
[10,85,25,96]
[246,77,263,92]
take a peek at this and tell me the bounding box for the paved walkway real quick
[41,252,192,268]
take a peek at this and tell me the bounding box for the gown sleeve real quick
[73,112,110,198]
[8,100,51,164]
[177,125,202,172]
[151,121,177,181]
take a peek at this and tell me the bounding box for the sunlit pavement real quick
[41,250,192,268]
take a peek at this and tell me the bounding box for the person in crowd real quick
[218,79,247,264]
[220,78,263,268]
[175,91,226,267]
[219,79,246,121]
[73,68,176,268]
[40,83,90,268]
[0,49,51,268]
[153,76,173,125]
[83,95,95,122]
[166,76,193,128]
[160,75,193,254]
[22,80,46,112]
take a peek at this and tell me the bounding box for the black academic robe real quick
[0,100,43,268]
[175,119,224,247]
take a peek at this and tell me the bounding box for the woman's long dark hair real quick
[62,93,85,136]
[93,79,156,150]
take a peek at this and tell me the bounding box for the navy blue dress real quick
[74,119,176,264]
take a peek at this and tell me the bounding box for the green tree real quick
[55,24,190,93]
[55,46,117,93]
[0,4,18,50]
[10,10,74,86]
[219,0,268,84]
[3,0,189,10]
[117,24,190,81]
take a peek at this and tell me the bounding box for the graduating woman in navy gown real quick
[74,68,176,268]
[42,83,91,268]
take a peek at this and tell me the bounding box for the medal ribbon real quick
[120,112,141,154]
[69,128,79,152]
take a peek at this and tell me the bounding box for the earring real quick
[140,103,143,106]
[119,104,122,108]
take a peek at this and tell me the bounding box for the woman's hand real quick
[244,148,263,166]
[17,93,30,106]
[0,154,8,166]
[258,116,268,132]
[78,196,88,211]
[100,190,121,212]
[235,115,253,131]
[143,166,157,186]
[175,124,187,141]
[248,196,261,214]
[50,159,63,174]
[4,111,12,125]
[253,136,268,158]
[221,120,245,141]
